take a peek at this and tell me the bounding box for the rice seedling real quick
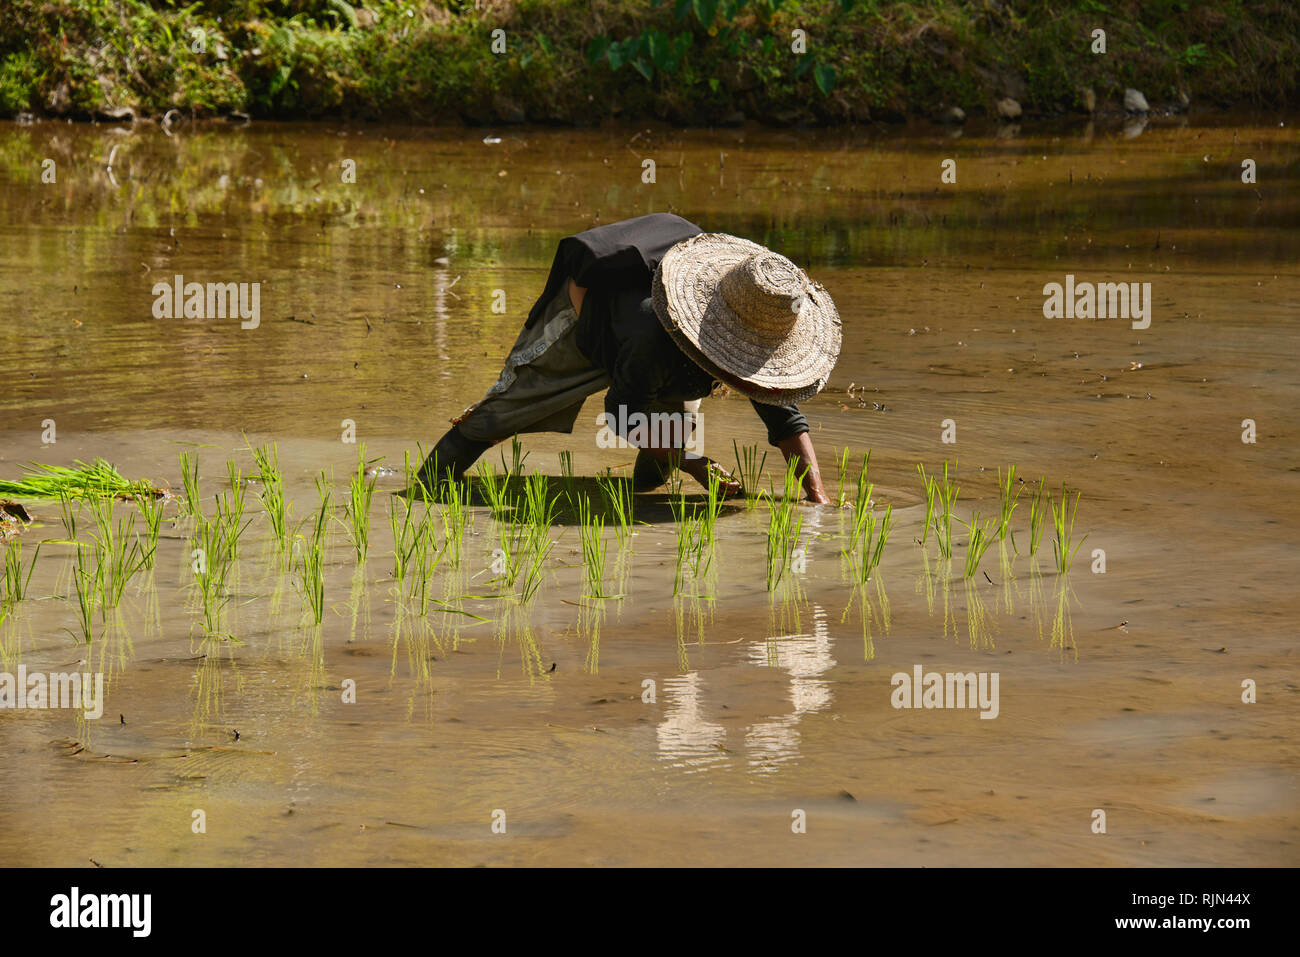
[214,461,252,560]
[765,458,804,592]
[996,466,1022,544]
[86,494,147,615]
[597,471,633,548]
[477,461,509,514]
[0,459,160,501]
[846,453,874,549]
[56,488,80,540]
[701,465,724,547]
[931,460,960,559]
[440,475,470,568]
[1049,485,1087,574]
[733,440,768,508]
[834,447,851,508]
[518,536,553,604]
[671,492,711,596]
[558,450,575,502]
[134,491,164,569]
[179,451,201,519]
[916,464,938,547]
[1026,477,1049,557]
[69,546,98,643]
[500,434,529,479]
[523,473,560,549]
[345,445,378,562]
[407,504,445,614]
[576,495,608,597]
[1,539,41,609]
[845,504,893,584]
[191,514,233,635]
[251,442,291,560]
[962,512,997,579]
[294,473,332,625]
[389,498,419,584]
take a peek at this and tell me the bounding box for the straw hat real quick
[651,233,841,406]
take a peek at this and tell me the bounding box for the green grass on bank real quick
[0,1,1295,124]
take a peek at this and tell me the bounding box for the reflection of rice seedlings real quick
[845,504,893,584]
[765,459,803,592]
[251,442,291,560]
[1050,486,1086,574]
[996,466,1021,544]
[346,445,378,562]
[134,491,164,569]
[500,435,529,479]
[1,539,41,609]
[834,447,850,508]
[962,512,996,579]
[57,489,80,540]
[1049,579,1078,658]
[916,464,937,546]
[576,495,608,597]
[597,471,633,548]
[1026,477,1048,557]
[931,460,959,559]
[733,440,768,508]
[963,578,994,649]
[916,548,937,614]
[179,451,201,519]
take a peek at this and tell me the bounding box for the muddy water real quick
[1,118,1297,866]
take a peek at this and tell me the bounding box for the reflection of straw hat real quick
[651,233,841,406]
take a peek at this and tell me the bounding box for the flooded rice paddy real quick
[0,117,1297,866]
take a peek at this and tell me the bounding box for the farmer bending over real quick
[416,213,841,504]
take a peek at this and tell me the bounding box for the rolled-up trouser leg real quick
[418,290,609,486]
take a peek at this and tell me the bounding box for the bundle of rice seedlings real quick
[0,460,160,501]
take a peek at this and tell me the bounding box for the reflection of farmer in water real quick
[417,213,842,503]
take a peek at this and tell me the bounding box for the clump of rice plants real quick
[86,495,146,615]
[494,507,527,590]
[733,440,768,509]
[214,460,251,560]
[56,489,80,540]
[134,491,164,569]
[930,460,960,559]
[179,451,202,519]
[916,463,938,547]
[500,435,529,479]
[1049,485,1087,574]
[834,447,851,508]
[518,536,553,604]
[845,503,893,584]
[962,512,996,579]
[0,459,160,501]
[846,453,874,543]
[765,458,804,592]
[558,450,575,503]
[345,445,378,562]
[440,474,470,568]
[69,546,98,643]
[996,466,1022,544]
[477,461,510,514]
[1026,477,1049,557]
[294,473,332,625]
[576,495,608,598]
[251,442,291,560]
[597,470,633,548]
[1,539,41,610]
[671,491,711,596]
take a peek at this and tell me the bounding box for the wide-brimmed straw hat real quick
[651,233,841,406]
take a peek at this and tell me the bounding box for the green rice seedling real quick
[179,451,201,519]
[518,536,553,604]
[844,504,893,584]
[134,491,164,569]
[345,445,378,562]
[765,459,804,592]
[86,494,146,615]
[834,447,851,508]
[846,453,874,549]
[214,461,252,560]
[576,495,608,598]
[523,473,560,549]
[1,539,42,609]
[1026,477,1048,557]
[477,461,509,514]
[408,505,445,614]
[931,460,960,559]
[56,488,80,541]
[701,465,724,547]
[671,490,712,596]
[389,498,419,583]
[962,512,997,579]
[597,471,633,548]
[69,546,98,643]
[0,459,159,501]
[916,464,938,546]
[251,442,291,560]
[558,450,575,501]
[1049,486,1087,574]
[294,474,332,625]
[500,435,529,479]
[996,466,1021,544]
[440,475,470,568]
[733,440,768,507]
